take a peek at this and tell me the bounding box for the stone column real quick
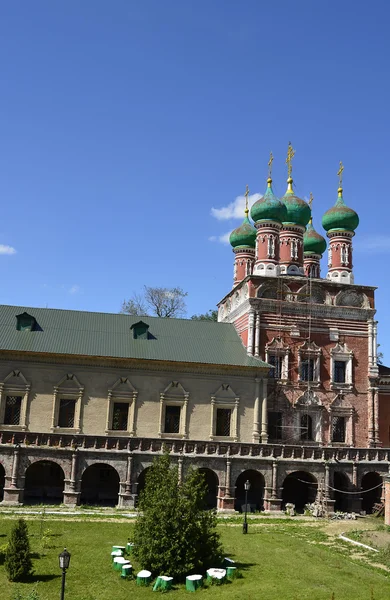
[247,309,255,356]
[252,378,261,443]
[178,456,183,484]
[385,476,390,527]
[373,387,380,445]
[260,379,268,443]
[368,319,373,366]
[2,445,23,505]
[118,454,135,508]
[254,312,261,357]
[368,386,375,447]
[267,460,282,511]
[218,458,235,511]
[63,449,80,507]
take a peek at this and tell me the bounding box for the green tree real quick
[133,452,222,580]
[5,519,33,582]
[191,310,218,321]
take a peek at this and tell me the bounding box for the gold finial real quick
[337,161,344,196]
[267,151,274,183]
[308,192,313,224]
[244,184,250,216]
[286,141,295,179]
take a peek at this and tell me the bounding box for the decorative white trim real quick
[106,377,138,436]
[158,381,189,439]
[51,373,84,433]
[297,341,321,385]
[210,384,239,442]
[330,343,354,390]
[265,337,290,381]
[0,370,31,431]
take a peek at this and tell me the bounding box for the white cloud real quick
[211,193,262,220]
[354,236,390,253]
[208,231,231,245]
[0,244,16,255]
[68,285,80,294]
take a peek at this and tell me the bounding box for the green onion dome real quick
[250,178,287,224]
[322,187,359,232]
[280,177,311,227]
[229,208,256,249]
[304,219,327,255]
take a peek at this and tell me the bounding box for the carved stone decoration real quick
[296,284,326,305]
[296,390,320,406]
[335,290,369,308]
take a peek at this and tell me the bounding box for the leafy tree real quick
[191,310,218,321]
[133,452,222,580]
[5,519,33,582]
[377,351,384,366]
[121,286,187,318]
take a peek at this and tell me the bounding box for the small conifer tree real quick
[133,452,222,579]
[5,518,33,582]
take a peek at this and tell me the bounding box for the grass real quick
[0,517,389,600]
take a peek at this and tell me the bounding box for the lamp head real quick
[59,548,71,570]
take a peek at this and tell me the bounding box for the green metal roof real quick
[0,305,268,369]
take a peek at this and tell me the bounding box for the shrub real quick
[133,451,223,580]
[5,519,33,582]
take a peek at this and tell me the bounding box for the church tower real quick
[229,186,256,286]
[322,162,359,284]
[279,144,311,275]
[303,194,327,278]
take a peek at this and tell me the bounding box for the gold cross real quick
[244,184,250,211]
[268,151,274,178]
[308,192,314,209]
[337,161,344,186]
[286,142,295,178]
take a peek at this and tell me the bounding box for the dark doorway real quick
[24,461,65,505]
[235,469,265,513]
[136,467,152,506]
[282,471,317,513]
[333,471,352,512]
[361,472,382,514]
[80,463,120,507]
[0,464,5,502]
[198,468,218,509]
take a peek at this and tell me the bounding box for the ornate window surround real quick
[105,377,138,436]
[330,342,353,390]
[265,337,290,381]
[51,374,84,434]
[158,381,189,439]
[0,370,31,431]
[209,384,239,442]
[294,390,323,443]
[329,393,354,445]
[297,341,321,387]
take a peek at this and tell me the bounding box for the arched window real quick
[300,414,313,441]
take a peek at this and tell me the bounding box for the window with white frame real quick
[52,374,84,433]
[265,338,290,381]
[0,371,31,430]
[330,343,353,389]
[159,381,189,439]
[329,394,354,445]
[298,341,321,385]
[106,377,138,435]
[295,391,323,444]
[210,384,239,441]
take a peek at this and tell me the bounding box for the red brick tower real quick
[303,194,327,278]
[322,162,359,285]
[229,186,256,286]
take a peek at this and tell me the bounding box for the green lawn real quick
[0,517,389,600]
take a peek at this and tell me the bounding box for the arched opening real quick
[80,463,120,507]
[333,471,352,512]
[24,461,65,505]
[361,472,382,514]
[136,467,152,506]
[0,464,5,502]
[235,470,265,513]
[198,468,218,509]
[282,471,317,513]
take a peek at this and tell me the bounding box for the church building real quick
[0,145,388,514]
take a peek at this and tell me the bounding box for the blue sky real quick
[1,1,390,358]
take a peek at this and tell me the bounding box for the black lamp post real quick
[243,480,251,534]
[59,548,71,600]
